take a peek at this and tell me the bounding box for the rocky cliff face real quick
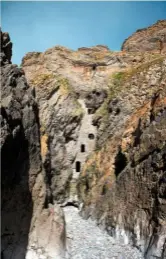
[77,21,166,258]
[22,25,165,206]
[122,20,166,53]
[22,20,166,259]
[78,58,166,258]
[1,19,166,259]
[1,30,66,259]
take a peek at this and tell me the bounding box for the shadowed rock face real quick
[1,30,66,259]
[1,30,12,65]
[1,29,41,259]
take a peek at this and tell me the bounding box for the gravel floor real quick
[63,206,144,259]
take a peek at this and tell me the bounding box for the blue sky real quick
[1,1,166,65]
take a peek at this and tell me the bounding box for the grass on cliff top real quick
[31,73,84,118]
[94,56,164,122]
[80,55,165,197]
[88,51,113,61]
[109,55,164,87]
[58,77,84,117]
[30,73,55,87]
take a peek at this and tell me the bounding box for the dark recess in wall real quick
[114,147,127,177]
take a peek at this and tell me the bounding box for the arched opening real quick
[88,133,95,140]
[76,161,81,172]
[81,144,85,152]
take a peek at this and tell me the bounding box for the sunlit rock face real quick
[1,29,67,259]
[121,20,166,53]
[1,19,166,259]
[22,20,166,259]
[77,21,166,259]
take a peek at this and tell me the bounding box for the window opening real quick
[81,144,85,152]
[76,161,81,172]
[88,133,95,139]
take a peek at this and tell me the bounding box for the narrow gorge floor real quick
[64,206,144,259]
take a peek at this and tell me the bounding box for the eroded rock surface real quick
[22,21,166,207]
[1,30,66,259]
[26,204,66,259]
[78,52,166,258]
[122,20,166,53]
[1,19,166,259]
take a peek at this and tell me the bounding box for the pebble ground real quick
[63,206,144,259]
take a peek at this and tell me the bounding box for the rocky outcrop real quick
[2,19,166,259]
[122,20,166,53]
[1,30,66,259]
[22,20,166,258]
[78,57,166,258]
[26,204,66,259]
[22,25,166,206]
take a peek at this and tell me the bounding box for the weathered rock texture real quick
[78,21,166,259]
[78,58,166,258]
[21,20,166,259]
[22,21,166,206]
[122,20,166,53]
[2,19,166,259]
[1,30,66,259]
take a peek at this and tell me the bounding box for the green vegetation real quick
[112,71,125,81]
[57,77,84,118]
[31,73,84,118]
[58,77,73,95]
[93,56,164,125]
[40,123,46,134]
[71,101,84,117]
[30,73,55,87]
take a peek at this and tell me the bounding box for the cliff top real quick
[121,20,166,52]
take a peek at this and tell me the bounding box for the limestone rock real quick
[78,58,166,258]
[22,21,166,205]
[21,20,166,258]
[122,20,166,53]
[26,204,66,259]
[2,19,166,259]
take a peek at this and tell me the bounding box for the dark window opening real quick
[81,144,85,152]
[115,108,120,115]
[108,107,112,113]
[76,93,80,99]
[88,108,92,114]
[88,133,95,139]
[76,161,81,172]
[92,65,97,71]
[87,94,92,100]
